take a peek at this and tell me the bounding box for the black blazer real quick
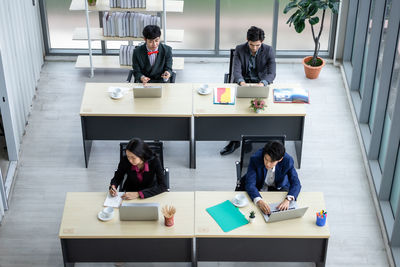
[132,43,173,83]
[110,156,167,198]
[233,42,276,84]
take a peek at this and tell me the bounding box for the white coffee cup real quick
[234,193,246,205]
[199,84,208,93]
[101,207,114,219]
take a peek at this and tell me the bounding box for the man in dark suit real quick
[132,25,173,84]
[220,26,276,155]
[244,141,301,215]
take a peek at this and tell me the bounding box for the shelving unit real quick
[70,0,184,77]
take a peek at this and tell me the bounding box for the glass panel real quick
[359,0,375,97]
[46,0,101,49]
[167,0,215,50]
[390,144,400,217]
[220,0,274,50]
[277,0,331,51]
[369,0,392,130]
[378,28,400,168]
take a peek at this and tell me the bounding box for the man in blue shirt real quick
[220,26,276,155]
[244,141,301,214]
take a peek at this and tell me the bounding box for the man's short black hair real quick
[262,141,285,161]
[247,26,265,42]
[143,25,161,40]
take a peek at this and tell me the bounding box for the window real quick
[219,0,273,50]
[45,0,101,49]
[390,144,400,217]
[277,0,332,51]
[378,28,400,169]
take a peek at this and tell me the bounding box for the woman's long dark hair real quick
[125,138,154,162]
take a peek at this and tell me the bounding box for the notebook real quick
[236,85,269,98]
[262,202,308,223]
[213,87,235,105]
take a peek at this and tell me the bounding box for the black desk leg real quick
[81,117,92,168]
[60,239,75,267]
[192,238,197,267]
[316,262,326,267]
[190,117,196,169]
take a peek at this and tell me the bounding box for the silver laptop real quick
[133,86,162,98]
[262,202,308,223]
[236,85,269,98]
[119,203,159,221]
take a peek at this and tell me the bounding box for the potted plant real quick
[87,0,97,6]
[250,98,265,113]
[283,0,340,79]
[249,211,256,223]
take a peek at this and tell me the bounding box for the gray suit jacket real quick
[232,42,276,84]
[132,43,173,83]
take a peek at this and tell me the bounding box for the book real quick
[273,88,310,103]
[213,87,235,105]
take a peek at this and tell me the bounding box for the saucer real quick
[231,198,248,208]
[97,211,113,221]
[109,92,123,99]
[197,88,211,95]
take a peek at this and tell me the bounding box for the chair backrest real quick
[239,135,286,179]
[119,141,164,169]
[224,49,235,83]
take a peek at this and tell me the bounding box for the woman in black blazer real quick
[109,138,167,200]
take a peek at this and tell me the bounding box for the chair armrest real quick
[235,161,241,182]
[164,167,170,191]
[126,70,133,83]
[224,73,229,83]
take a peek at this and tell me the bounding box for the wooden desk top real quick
[59,192,194,239]
[192,84,306,117]
[80,83,192,117]
[195,191,330,238]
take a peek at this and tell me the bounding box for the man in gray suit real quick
[132,25,173,84]
[220,26,276,156]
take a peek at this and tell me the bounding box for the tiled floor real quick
[0,59,390,266]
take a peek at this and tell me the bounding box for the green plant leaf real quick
[330,1,340,13]
[298,0,311,8]
[283,1,298,14]
[306,3,319,16]
[294,20,306,33]
[309,16,319,25]
[286,11,299,26]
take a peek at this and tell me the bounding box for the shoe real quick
[220,141,240,156]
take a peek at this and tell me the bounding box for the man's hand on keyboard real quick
[256,199,271,215]
[277,199,290,211]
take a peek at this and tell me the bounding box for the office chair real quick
[235,135,286,191]
[223,49,235,83]
[126,70,177,83]
[119,141,170,191]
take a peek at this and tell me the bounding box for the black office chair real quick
[235,135,286,191]
[223,49,235,83]
[126,70,177,83]
[119,141,170,191]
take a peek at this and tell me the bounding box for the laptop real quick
[262,201,308,223]
[119,203,159,221]
[236,85,269,98]
[133,86,162,98]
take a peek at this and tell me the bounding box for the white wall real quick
[0,0,44,160]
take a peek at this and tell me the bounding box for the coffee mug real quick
[101,207,114,219]
[234,193,246,205]
[199,84,208,93]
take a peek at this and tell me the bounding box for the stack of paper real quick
[102,12,160,37]
[104,192,124,208]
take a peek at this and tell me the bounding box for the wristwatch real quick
[286,195,294,201]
